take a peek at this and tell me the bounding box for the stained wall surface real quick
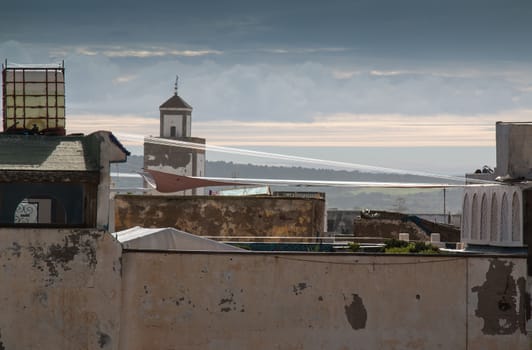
[143,139,205,195]
[0,228,528,349]
[119,251,529,350]
[114,195,325,237]
[0,228,122,350]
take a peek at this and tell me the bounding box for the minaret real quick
[144,76,206,195]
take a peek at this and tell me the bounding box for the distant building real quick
[0,131,129,229]
[0,62,129,229]
[143,80,205,195]
[462,122,532,248]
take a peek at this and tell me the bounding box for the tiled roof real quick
[0,134,99,171]
[159,94,192,110]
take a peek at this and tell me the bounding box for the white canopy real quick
[114,226,243,251]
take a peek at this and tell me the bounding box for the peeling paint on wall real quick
[97,331,111,349]
[119,252,529,349]
[0,228,122,350]
[27,231,98,286]
[144,143,194,169]
[8,242,21,257]
[219,289,244,312]
[472,259,529,335]
[293,282,308,295]
[344,293,367,330]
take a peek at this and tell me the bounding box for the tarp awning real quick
[146,169,248,193]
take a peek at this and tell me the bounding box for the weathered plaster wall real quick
[119,252,529,350]
[114,195,325,237]
[0,228,528,349]
[0,228,122,350]
[144,139,205,195]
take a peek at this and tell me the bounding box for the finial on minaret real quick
[174,75,179,95]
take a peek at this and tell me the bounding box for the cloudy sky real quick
[1,0,532,174]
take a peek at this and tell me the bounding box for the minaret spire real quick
[174,75,179,96]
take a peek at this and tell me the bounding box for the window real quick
[13,196,66,225]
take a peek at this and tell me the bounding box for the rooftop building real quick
[143,78,206,195]
[462,122,532,249]
[0,63,129,229]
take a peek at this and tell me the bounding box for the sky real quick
[1,0,532,174]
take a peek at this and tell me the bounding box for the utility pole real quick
[443,188,446,224]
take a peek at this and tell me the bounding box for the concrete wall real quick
[144,139,205,195]
[0,228,122,349]
[114,195,325,237]
[89,131,129,230]
[0,227,528,349]
[496,122,532,179]
[119,251,529,350]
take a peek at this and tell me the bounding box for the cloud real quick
[182,62,532,120]
[65,110,532,148]
[99,48,222,58]
[3,40,532,141]
[258,47,350,54]
[369,70,409,76]
[332,70,361,80]
[76,47,98,56]
[67,114,159,140]
[0,41,49,64]
[2,0,532,63]
[191,113,511,147]
[113,75,137,84]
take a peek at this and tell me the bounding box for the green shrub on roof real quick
[384,239,439,254]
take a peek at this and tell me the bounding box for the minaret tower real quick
[144,76,206,195]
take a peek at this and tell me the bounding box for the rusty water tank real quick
[2,62,66,136]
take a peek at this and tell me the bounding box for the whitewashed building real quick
[462,122,532,247]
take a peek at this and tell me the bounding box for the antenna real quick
[174,75,179,95]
